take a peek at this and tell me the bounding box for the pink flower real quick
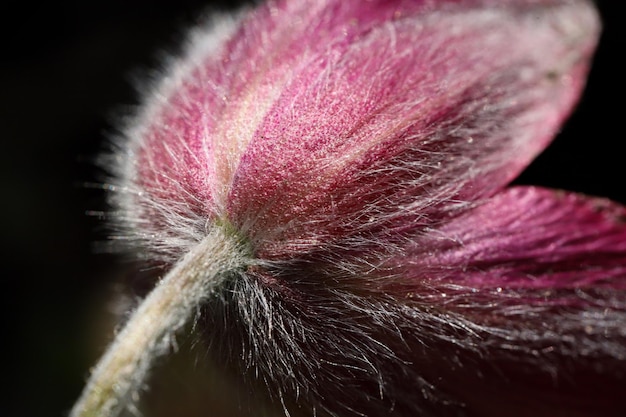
[80,0,626,416]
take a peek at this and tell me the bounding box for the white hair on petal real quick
[99,10,246,262]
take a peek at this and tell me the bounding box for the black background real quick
[1,1,624,416]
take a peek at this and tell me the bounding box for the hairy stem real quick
[71,225,250,417]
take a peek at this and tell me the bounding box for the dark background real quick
[1,1,623,416]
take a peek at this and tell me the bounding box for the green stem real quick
[71,225,249,417]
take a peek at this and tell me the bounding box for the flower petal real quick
[117,0,458,257]
[389,186,626,415]
[227,0,600,259]
[397,186,626,342]
[402,186,626,298]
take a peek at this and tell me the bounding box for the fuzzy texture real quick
[111,0,598,263]
[100,0,626,416]
[71,226,252,417]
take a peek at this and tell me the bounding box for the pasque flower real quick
[73,0,626,416]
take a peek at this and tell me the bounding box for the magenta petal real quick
[395,187,626,403]
[397,186,626,348]
[116,1,599,261]
[116,0,455,258]
[384,187,626,416]
[227,0,600,259]
[402,186,626,298]
[122,1,440,225]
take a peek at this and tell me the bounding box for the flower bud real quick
[82,1,626,416]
